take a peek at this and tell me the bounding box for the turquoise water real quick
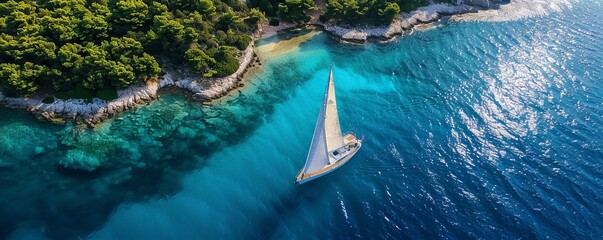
[2,1,603,239]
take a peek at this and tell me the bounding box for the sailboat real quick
[295,66,362,184]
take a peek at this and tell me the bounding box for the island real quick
[0,0,503,126]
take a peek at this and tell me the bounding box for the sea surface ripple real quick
[1,1,602,239]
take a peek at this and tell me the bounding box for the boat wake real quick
[451,0,574,22]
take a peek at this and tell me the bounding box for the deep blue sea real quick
[1,1,602,239]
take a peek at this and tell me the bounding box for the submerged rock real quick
[34,146,45,155]
[191,93,208,101]
[61,149,102,172]
[0,123,58,162]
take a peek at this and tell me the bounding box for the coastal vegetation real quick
[0,0,461,101]
[248,0,315,23]
[321,0,461,24]
[321,0,403,25]
[249,0,434,25]
[0,0,261,99]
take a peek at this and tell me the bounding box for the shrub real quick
[213,56,240,77]
[378,2,400,24]
[235,34,251,50]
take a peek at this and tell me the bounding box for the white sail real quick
[300,66,345,176]
[303,102,330,173]
[325,68,344,153]
[296,65,362,184]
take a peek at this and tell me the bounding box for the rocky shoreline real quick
[0,43,256,126]
[318,2,501,43]
[0,1,503,125]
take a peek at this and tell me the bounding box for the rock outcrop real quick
[463,0,503,9]
[320,1,502,43]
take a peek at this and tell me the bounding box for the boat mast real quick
[324,64,344,155]
[297,65,333,179]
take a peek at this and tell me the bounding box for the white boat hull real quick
[295,140,362,184]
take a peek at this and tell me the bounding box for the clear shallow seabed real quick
[2,1,602,239]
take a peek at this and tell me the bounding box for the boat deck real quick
[295,133,361,184]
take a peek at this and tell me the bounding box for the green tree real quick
[58,43,84,69]
[90,2,112,16]
[131,53,161,80]
[9,36,57,64]
[81,43,110,89]
[2,1,37,35]
[185,48,216,75]
[56,43,84,90]
[110,0,149,33]
[216,11,239,31]
[378,2,400,24]
[0,63,41,96]
[77,13,110,41]
[246,8,268,25]
[40,16,78,43]
[196,0,216,15]
[108,61,135,88]
[153,14,186,44]
[103,37,144,60]
[211,46,239,77]
[278,0,316,23]
[148,2,168,16]
[322,0,411,25]
[183,11,205,29]
[0,0,259,98]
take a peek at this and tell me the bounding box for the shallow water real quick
[2,1,603,239]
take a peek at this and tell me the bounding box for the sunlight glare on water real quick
[1,1,602,239]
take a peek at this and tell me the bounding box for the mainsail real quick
[301,66,345,174]
[324,68,344,153]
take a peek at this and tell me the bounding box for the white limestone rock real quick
[321,3,484,43]
[463,0,502,8]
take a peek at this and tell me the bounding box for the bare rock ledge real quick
[319,2,500,43]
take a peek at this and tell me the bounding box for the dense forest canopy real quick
[249,0,442,25]
[248,0,316,23]
[0,0,455,99]
[321,0,404,25]
[0,0,262,98]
